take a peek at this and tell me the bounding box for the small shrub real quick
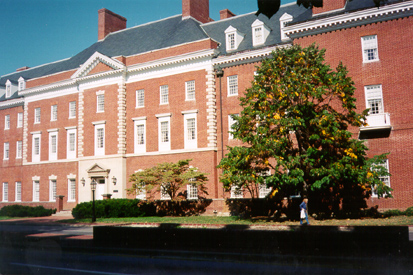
[0,205,55,217]
[382,209,403,218]
[404,206,413,216]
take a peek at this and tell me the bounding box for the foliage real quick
[71,199,155,219]
[0,205,55,217]
[218,44,392,208]
[127,159,208,202]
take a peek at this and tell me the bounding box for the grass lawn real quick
[60,215,413,226]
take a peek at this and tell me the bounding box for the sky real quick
[0,0,296,77]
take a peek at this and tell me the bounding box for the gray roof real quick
[201,4,308,55]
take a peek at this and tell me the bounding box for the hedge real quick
[0,205,56,217]
[71,199,156,219]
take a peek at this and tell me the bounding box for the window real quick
[228,114,239,140]
[18,77,25,91]
[5,80,12,98]
[161,184,171,200]
[5,115,10,130]
[49,179,57,201]
[94,122,105,156]
[133,117,146,154]
[69,101,76,118]
[231,185,243,198]
[15,182,21,202]
[362,35,379,62]
[33,180,40,202]
[34,108,41,123]
[49,130,58,161]
[227,75,238,96]
[258,171,272,198]
[365,85,384,115]
[66,127,77,159]
[3,142,9,160]
[160,85,169,104]
[97,94,105,113]
[225,26,244,51]
[136,182,146,200]
[17,112,23,128]
[3,183,8,202]
[32,132,41,162]
[187,184,198,200]
[279,13,293,41]
[372,159,390,196]
[51,105,58,121]
[183,111,197,149]
[16,141,22,159]
[68,179,76,202]
[185,80,195,101]
[156,114,171,151]
[136,89,145,108]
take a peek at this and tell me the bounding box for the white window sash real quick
[68,179,76,202]
[97,94,105,113]
[17,113,23,128]
[34,108,41,123]
[136,89,145,108]
[227,75,238,96]
[3,143,9,160]
[32,133,41,162]
[51,105,58,121]
[16,141,22,159]
[69,101,76,118]
[3,183,8,202]
[15,182,21,202]
[49,180,57,201]
[183,113,197,149]
[158,116,171,151]
[185,81,195,101]
[362,35,379,62]
[94,124,105,156]
[160,85,169,105]
[33,181,40,202]
[5,115,10,130]
[134,119,146,154]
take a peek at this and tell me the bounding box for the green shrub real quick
[382,209,403,218]
[404,206,413,216]
[0,205,55,217]
[71,199,156,219]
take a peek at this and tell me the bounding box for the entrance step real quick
[52,210,73,217]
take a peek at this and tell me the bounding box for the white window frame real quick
[225,26,244,51]
[182,111,197,150]
[5,80,12,98]
[361,35,379,63]
[251,19,271,46]
[16,140,22,159]
[136,89,145,108]
[94,121,106,156]
[279,13,293,41]
[15,182,21,202]
[160,184,171,200]
[185,80,195,101]
[48,129,58,161]
[69,101,76,119]
[228,114,239,140]
[231,185,243,199]
[34,108,41,124]
[66,127,77,159]
[372,159,390,197]
[96,91,105,113]
[18,77,25,91]
[187,184,198,200]
[2,182,8,202]
[3,142,9,160]
[49,178,57,202]
[33,180,40,202]
[227,75,238,96]
[365,85,384,115]
[32,132,41,162]
[160,85,169,105]
[68,178,76,202]
[17,112,23,128]
[133,117,146,154]
[5,115,10,130]
[51,105,58,121]
[156,114,171,152]
[136,181,146,200]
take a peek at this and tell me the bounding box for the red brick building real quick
[0,0,411,213]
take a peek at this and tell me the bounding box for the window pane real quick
[97,95,105,112]
[137,124,145,145]
[69,102,76,118]
[228,75,238,96]
[136,89,145,107]
[70,179,76,201]
[161,121,169,142]
[160,85,168,104]
[186,81,195,100]
[51,105,57,121]
[97,128,104,148]
[187,118,196,140]
[16,182,21,201]
[69,133,75,151]
[51,135,57,153]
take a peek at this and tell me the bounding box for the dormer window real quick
[225,26,244,51]
[279,13,293,41]
[5,80,12,98]
[251,19,270,46]
[18,77,25,91]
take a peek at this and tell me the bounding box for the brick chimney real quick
[220,9,236,20]
[182,0,212,23]
[98,8,127,41]
[313,0,346,15]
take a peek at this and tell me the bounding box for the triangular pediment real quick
[87,163,110,174]
[71,52,125,79]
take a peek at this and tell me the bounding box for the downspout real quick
[215,67,224,160]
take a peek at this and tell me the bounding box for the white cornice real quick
[19,79,77,96]
[127,49,219,73]
[284,1,413,36]
[213,45,289,66]
[0,98,24,108]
